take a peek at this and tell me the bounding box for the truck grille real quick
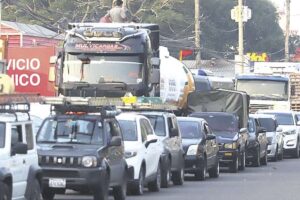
[249,104,274,113]
[39,155,82,167]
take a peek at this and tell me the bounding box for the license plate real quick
[224,152,233,156]
[49,178,66,188]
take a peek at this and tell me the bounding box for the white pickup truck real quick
[0,103,42,200]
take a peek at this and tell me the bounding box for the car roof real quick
[250,113,276,119]
[116,112,147,121]
[138,111,173,117]
[177,116,206,123]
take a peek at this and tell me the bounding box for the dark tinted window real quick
[146,115,166,136]
[0,123,5,148]
[258,118,276,132]
[118,120,137,141]
[178,121,202,139]
[262,113,294,125]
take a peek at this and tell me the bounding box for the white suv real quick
[0,108,42,200]
[116,113,164,195]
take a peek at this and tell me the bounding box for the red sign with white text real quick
[7,47,56,96]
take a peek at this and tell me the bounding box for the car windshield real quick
[118,120,138,141]
[0,123,5,148]
[145,115,166,136]
[178,121,202,139]
[192,114,238,133]
[257,118,276,132]
[236,80,288,100]
[37,117,103,145]
[262,113,294,126]
[63,53,143,84]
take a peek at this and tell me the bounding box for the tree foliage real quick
[1,0,286,60]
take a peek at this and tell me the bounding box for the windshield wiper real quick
[37,140,57,144]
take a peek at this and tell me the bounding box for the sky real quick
[268,0,300,35]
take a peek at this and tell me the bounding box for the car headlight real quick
[82,156,98,168]
[224,142,237,149]
[125,151,137,158]
[286,139,296,145]
[284,130,296,135]
[186,145,198,156]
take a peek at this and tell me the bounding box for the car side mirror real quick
[276,127,283,132]
[145,135,158,148]
[206,134,216,140]
[109,136,122,146]
[12,143,28,155]
[150,68,160,84]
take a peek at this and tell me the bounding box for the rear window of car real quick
[178,121,202,139]
[257,118,276,132]
[118,120,138,141]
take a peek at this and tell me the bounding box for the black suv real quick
[190,112,249,173]
[140,111,185,187]
[37,105,128,200]
[177,117,219,180]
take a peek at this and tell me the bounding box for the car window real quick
[192,114,238,132]
[11,125,23,147]
[178,121,202,139]
[118,120,138,141]
[140,122,148,142]
[248,118,255,133]
[0,123,5,148]
[146,115,166,136]
[142,119,154,135]
[263,113,294,125]
[25,124,34,150]
[257,118,276,132]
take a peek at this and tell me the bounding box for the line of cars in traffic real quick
[1,99,300,200]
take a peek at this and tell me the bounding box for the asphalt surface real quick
[55,157,300,200]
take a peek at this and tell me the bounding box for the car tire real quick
[195,158,206,181]
[229,155,239,173]
[278,149,284,161]
[113,171,127,200]
[260,149,268,165]
[93,172,109,200]
[129,167,145,195]
[148,163,161,192]
[239,151,246,170]
[161,158,171,188]
[28,179,42,200]
[273,146,278,162]
[0,182,10,200]
[171,167,184,185]
[253,147,261,167]
[208,158,219,178]
[293,140,299,158]
[42,188,55,200]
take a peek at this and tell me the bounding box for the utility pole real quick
[195,0,201,67]
[285,0,290,62]
[238,0,244,73]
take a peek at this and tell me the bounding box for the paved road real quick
[55,158,300,200]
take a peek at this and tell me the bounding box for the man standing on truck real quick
[102,0,131,23]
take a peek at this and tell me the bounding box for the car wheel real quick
[195,158,207,181]
[260,148,268,165]
[93,172,109,200]
[148,163,161,192]
[161,158,171,188]
[293,140,299,158]
[171,167,184,185]
[253,147,261,167]
[42,188,55,200]
[28,179,42,200]
[273,146,278,162]
[113,170,127,200]
[239,151,246,170]
[0,182,10,200]
[278,149,284,161]
[208,158,219,178]
[130,167,145,195]
[229,155,239,173]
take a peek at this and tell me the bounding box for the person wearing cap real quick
[103,0,131,23]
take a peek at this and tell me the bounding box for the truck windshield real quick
[118,120,138,141]
[178,121,203,139]
[0,123,5,148]
[63,53,143,84]
[236,80,288,100]
[37,118,103,145]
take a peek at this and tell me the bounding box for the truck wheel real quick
[229,156,239,173]
[28,179,42,200]
[195,158,206,181]
[171,167,184,185]
[239,151,246,170]
[0,182,10,200]
[113,170,127,200]
[261,149,268,165]
[253,147,261,167]
[208,158,219,178]
[161,159,171,188]
[42,188,55,200]
[148,163,161,192]
[93,172,109,200]
[129,167,145,195]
